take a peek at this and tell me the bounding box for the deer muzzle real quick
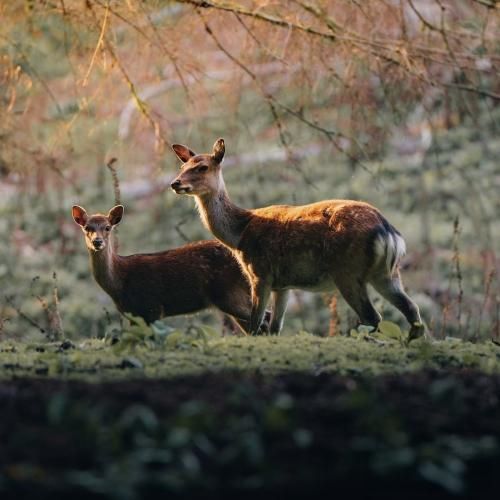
[170,179,192,194]
[92,238,105,250]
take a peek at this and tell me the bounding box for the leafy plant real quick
[110,314,220,353]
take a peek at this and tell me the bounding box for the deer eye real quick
[105,226,111,232]
[197,165,208,173]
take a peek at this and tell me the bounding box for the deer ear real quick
[212,138,225,163]
[72,205,88,227]
[172,144,196,163]
[108,205,124,226]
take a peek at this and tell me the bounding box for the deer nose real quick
[93,238,104,249]
[171,179,181,189]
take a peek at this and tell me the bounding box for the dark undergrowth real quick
[1,369,499,499]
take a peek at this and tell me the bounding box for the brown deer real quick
[72,204,269,332]
[170,139,424,341]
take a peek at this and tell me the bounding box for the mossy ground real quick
[1,333,500,381]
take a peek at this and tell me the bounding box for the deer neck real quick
[88,240,122,296]
[195,185,251,249]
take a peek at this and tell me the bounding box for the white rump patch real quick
[374,232,406,273]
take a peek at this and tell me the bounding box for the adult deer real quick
[72,204,268,332]
[170,139,424,341]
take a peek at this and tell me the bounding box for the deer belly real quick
[121,288,208,320]
[274,254,336,292]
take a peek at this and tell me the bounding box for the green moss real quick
[1,334,499,382]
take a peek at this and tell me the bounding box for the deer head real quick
[72,205,123,252]
[170,138,226,197]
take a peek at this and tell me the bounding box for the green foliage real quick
[6,12,91,79]
[377,320,404,341]
[107,314,220,354]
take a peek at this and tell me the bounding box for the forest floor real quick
[1,333,500,498]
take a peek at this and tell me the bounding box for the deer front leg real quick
[270,290,290,335]
[230,313,271,336]
[249,279,272,335]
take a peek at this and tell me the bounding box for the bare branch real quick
[82,2,109,87]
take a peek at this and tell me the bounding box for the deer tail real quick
[373,221,406,274]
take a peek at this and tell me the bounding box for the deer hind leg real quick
[270,290,290,335]
[370,270,424,340]
[336,280,381,329]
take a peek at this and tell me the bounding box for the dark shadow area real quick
[1,370,498,499]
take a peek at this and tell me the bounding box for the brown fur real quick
[170,139,423,339]
[240,201,388,290]
[72,205,265,332]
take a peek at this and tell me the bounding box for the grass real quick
[1,332,500,382]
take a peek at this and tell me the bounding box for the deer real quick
[170,138,425,342]
[72,204,269,333]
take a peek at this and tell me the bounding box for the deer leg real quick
[214,299,252,336]
[370,271,424,341]
[214,286,270,335]
[336,280,381,329]
[249,279,272,335]
[231,317,252,335]
[222,315,241,336]
[270,290,290,335]
[229,315,270,336]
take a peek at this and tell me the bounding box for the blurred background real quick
[0,0,498,340]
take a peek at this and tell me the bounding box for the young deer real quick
[72,204,268,332]
[170,139,425,341]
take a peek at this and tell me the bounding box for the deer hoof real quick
[407,322,425,344]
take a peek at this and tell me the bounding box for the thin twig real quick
[51,271,65,341]
[327,293,339,337]
[174,218,191,243]
[452,216,463,337]
[5,295,47,336]
[200,12,375,179]
[82,1,110,87]
[106,157,121,206]
[476,269,496,340]
[106,157,121,248]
